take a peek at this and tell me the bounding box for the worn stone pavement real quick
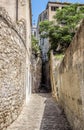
[7,93,71,130]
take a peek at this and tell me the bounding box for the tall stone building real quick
[0,0,32,129]
[37,9,48,62]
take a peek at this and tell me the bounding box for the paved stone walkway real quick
[7,93,71,130]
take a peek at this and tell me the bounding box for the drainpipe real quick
[16,0,18,21]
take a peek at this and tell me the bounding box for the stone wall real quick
[50,51,63,100]
[50,19,84,130]
[31,54,42,93]
[0,8,26,130]
[0,0,16,22]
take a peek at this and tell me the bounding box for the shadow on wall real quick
[39,94,72,130]
[40,61,51,93]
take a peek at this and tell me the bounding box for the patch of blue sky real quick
[31,0,84,25]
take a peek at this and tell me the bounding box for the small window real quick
[34,31,36,37]
[62,7,65,9]
[51,6,58,11]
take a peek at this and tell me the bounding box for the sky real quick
[31,0,84,25]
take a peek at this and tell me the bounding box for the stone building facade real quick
[50,19,84,130]
[37,9,49,62]
[0,0,32,129]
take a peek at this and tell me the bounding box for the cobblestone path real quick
[7,93,71,130]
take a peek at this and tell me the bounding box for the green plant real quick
[31,35,40,56]
[39,4,84,54]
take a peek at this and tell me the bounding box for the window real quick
[62,7,65,9]
[34,31,36,37]
[51,6,58,11]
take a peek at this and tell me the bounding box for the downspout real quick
[16,0,18,21]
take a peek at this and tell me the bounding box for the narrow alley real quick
[7,94,71,130]
[0,1,84,130]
